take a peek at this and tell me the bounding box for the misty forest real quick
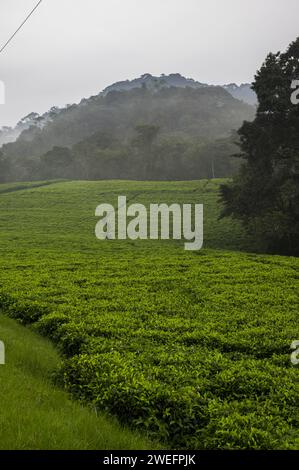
[0,75,255,182]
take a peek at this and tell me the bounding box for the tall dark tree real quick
[0,151,11,182]
[220,38,299,255]
[133,124,160,178]
[40,146,74,179]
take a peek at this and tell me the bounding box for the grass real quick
[0,179,298,449]
[0,314,157,450]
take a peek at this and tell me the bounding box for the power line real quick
[0,0,43,55]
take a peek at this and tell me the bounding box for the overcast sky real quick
[0,0,298,127]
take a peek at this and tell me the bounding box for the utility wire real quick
[0,0,43,55]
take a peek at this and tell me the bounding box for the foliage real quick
[220,37,299,255]
[0,315,155,450]
[0,180,297,449]
[1,86,254,182]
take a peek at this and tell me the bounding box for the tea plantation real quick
[0,179,298,449]
[0,314,155,449]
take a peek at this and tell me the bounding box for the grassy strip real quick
[0,314,159,450]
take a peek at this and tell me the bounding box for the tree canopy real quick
[220,37,299,255]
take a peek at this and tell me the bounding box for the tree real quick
[133,124,160,179]
[220,37,299,255]
[41,146,74,179]
[0,151,11,182]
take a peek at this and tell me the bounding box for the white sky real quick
[0,0,298,127]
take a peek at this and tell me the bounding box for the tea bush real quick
[0,180,298,448]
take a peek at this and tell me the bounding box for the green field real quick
[0,179,298,449]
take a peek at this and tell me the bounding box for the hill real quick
[0,179,297,449]
[1,86,255,183]
[0,74,256,148]
[2,86,254,159]
[103,73,257,106]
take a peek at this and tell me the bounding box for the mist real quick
[0,0,299,127]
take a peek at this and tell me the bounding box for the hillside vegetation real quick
[0,180,298,449]
[102,73,257,105]
[0,73,256,148]
[0,86,255,183]
[221,37,299,256]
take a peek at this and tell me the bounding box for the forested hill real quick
[102,73,257,106]
[2,86,254,159]
[0,76,256,149]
